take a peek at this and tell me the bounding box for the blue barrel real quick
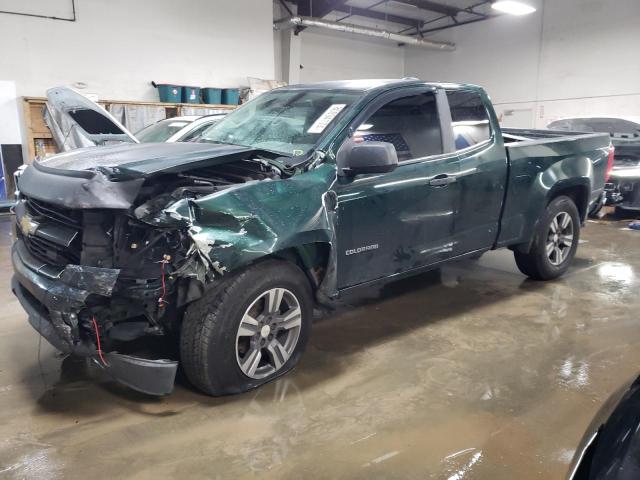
[156,84,182,103]
[182,86,201,104]
[222,88,240,105]
[202,88,223,105]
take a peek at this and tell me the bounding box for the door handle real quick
[429,174,456,187]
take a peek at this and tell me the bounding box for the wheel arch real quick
[546,180,590,223]
[269,242,332,291]
[511,177,590,255]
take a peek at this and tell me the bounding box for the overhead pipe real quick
[274,15,456,51]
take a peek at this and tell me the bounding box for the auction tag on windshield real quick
[307,104,346,134]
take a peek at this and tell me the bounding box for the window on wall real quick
[354,92,443,162]
[447,90,491,150]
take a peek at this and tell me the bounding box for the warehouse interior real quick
[1,0,639,478]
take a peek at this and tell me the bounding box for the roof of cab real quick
[281,78,484,94]
[283,78,422,91]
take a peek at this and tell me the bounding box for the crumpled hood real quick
[39,142,257,177]
[19,142,264,209]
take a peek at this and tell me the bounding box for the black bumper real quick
[607,174,640,210]
[11,241,178,395]
[12,275,91,354]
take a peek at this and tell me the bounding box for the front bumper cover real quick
[11,241,178,395]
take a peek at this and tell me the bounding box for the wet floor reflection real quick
[1,215,640,479]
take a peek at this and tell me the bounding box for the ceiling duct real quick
[274,15,456,51]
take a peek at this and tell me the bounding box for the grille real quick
[21,231,81,265]
[22,197,83,266]
[26,198,82,228]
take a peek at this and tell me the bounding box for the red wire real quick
[91,316,108,366]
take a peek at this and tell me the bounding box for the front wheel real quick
[514,195,580,280]
[180,260,312,396]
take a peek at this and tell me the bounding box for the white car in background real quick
[135,115,226,143]
[44,86,227,151]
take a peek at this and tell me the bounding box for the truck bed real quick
[502,127,610,143]
[496,128,611,248]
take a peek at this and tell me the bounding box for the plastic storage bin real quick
[156,84,182,103]
[182,86,201,104]
[202,88,223,105]
[221,88,240,105]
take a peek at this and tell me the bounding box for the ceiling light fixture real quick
[491,1,536,15]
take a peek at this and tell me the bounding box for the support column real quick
[281,29,302,84]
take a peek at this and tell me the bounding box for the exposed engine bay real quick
[12,146,288,393]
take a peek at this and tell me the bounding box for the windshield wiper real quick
[198,139,247,147]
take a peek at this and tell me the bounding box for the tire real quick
[180,259,313,396]
[514,195,580,281]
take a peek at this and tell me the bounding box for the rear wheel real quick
[180,260,312,396]
[514,195,580,280]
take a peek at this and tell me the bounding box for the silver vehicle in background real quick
[548,117,640,214]
[135,115,226,143]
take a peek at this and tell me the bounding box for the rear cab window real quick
[446,90,492,150]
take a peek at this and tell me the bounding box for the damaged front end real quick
[12,145,286,395]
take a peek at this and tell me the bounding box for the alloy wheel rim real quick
[546,212,574,266]
[235,288,302,379]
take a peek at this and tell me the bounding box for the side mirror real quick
[337,141,398,177]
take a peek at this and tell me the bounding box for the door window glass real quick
[447,90,491,150]
[354,92,443,162]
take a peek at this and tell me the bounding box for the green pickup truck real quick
[12,79,613,396]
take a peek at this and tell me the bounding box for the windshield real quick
[198,89,361,156]
[136,118,193,142]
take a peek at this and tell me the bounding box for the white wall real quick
[404,0,640,128]
[0,81,21,144]
[273,0,405,85]
[0,0,275,101]
[405,12,542,105]
[0,0,73,18]
[297,30,405,83]
[4,0,639,127]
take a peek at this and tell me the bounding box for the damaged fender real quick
[140,163,340,300]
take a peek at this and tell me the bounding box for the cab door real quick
[334,87,461,289]
[445,89,508,254]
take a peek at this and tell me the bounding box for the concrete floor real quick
[1,214,639,479]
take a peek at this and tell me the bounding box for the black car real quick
[567,374,640,479]
[548,117,640,214]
